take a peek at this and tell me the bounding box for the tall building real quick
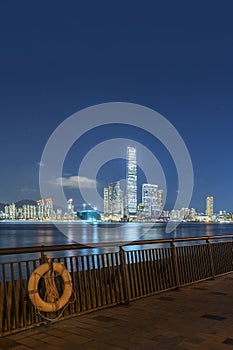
[36,200,44,219]
[67,198,74,219]
[126,146,137,216]
[104,182,123,218]
[45,198,54,218]
[104,187,110,215]
[142,184,160,218]
[157,189,164,215]
[22,204,36,220]
[5,203,17,220]
[36,198,54,219]
[206,196,213,220]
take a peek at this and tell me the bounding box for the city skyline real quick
[103,146,165,220]
[2,192,233,224]
[1,2,233,212]
[0,167,223,216]
[0,142,222,223]
[0,141,216,220]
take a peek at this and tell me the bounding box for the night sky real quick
[1,0,233,213]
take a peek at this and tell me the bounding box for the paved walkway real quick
[1,273,233,350]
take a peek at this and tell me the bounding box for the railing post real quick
[120,246,129,304]
[232,238,233,272]
[40,245,46,264]
[170,241,180,289]
[206,238,215,279]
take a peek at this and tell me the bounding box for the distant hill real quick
[0,199,37,212]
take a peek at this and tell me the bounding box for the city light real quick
[0,147,231,223]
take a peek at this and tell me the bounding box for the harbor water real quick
[0,221,232,262]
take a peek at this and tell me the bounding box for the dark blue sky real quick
[0,0,233,212]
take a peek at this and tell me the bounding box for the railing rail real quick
[0,235,232,337]
[0,234,232,256]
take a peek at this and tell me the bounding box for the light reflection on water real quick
[0,221,232,263]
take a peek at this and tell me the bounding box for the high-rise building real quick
[189,208,196,220]
[67,198,74,219]
[36,200,44,219]
[111,182,123,215]
[157,189,164,215]
[104,187,110,215]
[22,204,36,220]
[104,182,123,218]
[5,203,17,220]
[126,146,137,216]
[44,198,54,218]
[36,198,54,219]
[56,208,63,220]
[142,184,160,218]
[206,196,213,220]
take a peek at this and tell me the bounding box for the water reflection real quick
[0,221,232,262]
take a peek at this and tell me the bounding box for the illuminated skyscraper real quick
[36,200,44,219]
[157,189,164,215]
[67,198,74,219]
[36,198,54,219]
[142,184,159,218]
[104,187,110,215]
[103,182,123,218]
[206,196,213,220]
[126,146,137,216]
[111,182,123,215]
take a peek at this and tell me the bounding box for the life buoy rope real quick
[28,261,73,313]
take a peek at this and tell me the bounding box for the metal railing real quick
[0,235,232,336]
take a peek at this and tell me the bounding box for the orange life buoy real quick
[28,262,72,312]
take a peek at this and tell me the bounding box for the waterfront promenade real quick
[1,273,232,350]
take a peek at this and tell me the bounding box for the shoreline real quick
[0,220,232,225]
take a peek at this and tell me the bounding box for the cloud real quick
[48,176,97,189]
[20,188,37,193]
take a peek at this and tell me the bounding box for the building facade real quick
[206,196,214,220]
[126,146,137,216]
[36,198,54,219]
[66,198,75,219]
[103,181,123,219]
[157,189,164,216]
[142,184,160,218]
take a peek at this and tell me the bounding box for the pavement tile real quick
[41,335,67,345]
[76,317,115,329]
[0,338,19,349]
[43,329,68,338]
[57,325,94,337]
[5,333,32,341]
[15,337,42,348]
[67,320,94,329]
[20,332,44,341]
[61,333,91,345]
